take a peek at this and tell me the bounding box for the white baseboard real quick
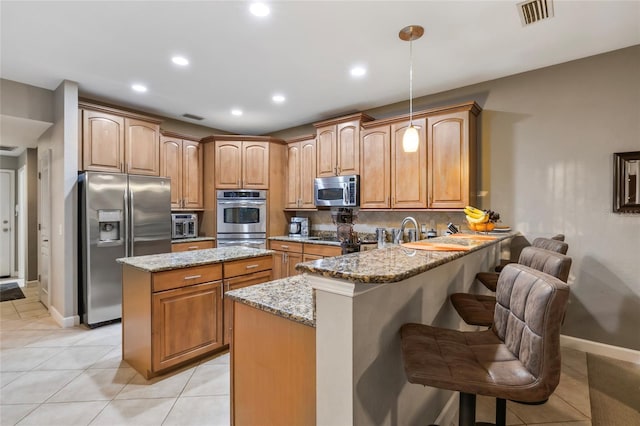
[434,392,458,426]
[561,334,640,364]
[49,305,80,328]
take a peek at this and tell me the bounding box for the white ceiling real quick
[1,1,639,136]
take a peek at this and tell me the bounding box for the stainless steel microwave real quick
[314,175,360,207]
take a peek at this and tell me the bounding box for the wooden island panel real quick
[232,302,316,426]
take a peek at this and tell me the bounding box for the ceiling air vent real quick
[182,113,204,121]
[518,0,554,26]
[0,145,17,152]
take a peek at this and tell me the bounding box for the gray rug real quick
[587,352,640,425]
[0,282,25,302]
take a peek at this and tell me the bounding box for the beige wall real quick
[38,80,79,324]
[278,45,640,351]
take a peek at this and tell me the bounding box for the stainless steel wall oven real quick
[216,190,267,249]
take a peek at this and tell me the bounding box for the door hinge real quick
[38,274,41,282]
[38,172,41,179]
[38,223,41,231]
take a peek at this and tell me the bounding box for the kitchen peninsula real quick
[227,233,514,425]
[117,246,273,379]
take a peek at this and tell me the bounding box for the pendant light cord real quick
[409,37,414,127]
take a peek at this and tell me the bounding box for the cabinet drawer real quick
[224,256,273,278]
[269,240,303,253]
[304,243,342,257]
[171,241,214,252]
[153,264,223,292]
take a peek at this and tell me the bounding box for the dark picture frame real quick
[613,151,640,213]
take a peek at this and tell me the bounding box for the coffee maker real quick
[289,217,309,238]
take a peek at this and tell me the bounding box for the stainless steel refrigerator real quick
[78,171,171,327]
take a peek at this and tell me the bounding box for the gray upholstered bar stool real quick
[450,247,572,326]
[494,234,565,273]
[478,237,568,292]
[400,264,570,426]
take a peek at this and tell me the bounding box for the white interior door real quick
[18,166,26,279]
[0,169,15,278]
[38,149,51,307]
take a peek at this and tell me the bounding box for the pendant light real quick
[399,25,424,153]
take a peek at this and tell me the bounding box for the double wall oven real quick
[216,190,267,249]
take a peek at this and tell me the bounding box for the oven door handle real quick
[217,200,265,205]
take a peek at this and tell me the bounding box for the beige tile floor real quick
[1,281,592,426]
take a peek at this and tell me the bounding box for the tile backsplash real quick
[298,210,468,238]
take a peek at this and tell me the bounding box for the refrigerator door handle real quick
[129,189,135,256]
[124,186,130,257]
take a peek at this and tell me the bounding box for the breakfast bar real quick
[227,233,514,425]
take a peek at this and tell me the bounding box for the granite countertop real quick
[296,233,516,284]
[225,275,314,326]
[117,246,273,272]
[171,236,216,244]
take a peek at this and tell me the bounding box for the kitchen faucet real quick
[395,217,419,244]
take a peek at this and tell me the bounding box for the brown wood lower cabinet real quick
[271,240,342,280]
[223,267,272,345]
[232,302,315,426]
[152,281,223,372]
[122,254,272,379]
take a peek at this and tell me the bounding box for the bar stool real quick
[494,234,565,273]
[450,247,572,327]
[479,237,569,292]
[400,264,570,426]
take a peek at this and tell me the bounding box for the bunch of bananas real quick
[464,206,489,223]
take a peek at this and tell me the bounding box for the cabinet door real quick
[285,143,301,209]
[215,141,243,188]
[336,120,360,176]
[391,118,427,208]
[316,125,336,177]
[242,142,269,189]
[272,251,285,280]
[183,140,203,209]
[360,126,391,209]
[82,110,125,173]
[223,269,272,345]
[125,118,160,176]
[300,138,317,208]
[152,281,223,372]
[428,111,470,209]
[287,252,303,277]
[160,136,183,209]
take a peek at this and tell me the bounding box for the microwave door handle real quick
[343,183,350,205]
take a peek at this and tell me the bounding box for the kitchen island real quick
[227,233,514,425]
[117,246,273,379]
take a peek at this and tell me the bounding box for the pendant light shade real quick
[399,25,424,153]
[403,125,420,152]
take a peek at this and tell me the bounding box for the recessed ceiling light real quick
[249,2,270,17]
[131,84,147,93]
[272,94,285,103]
[350,66,367,77]
[231,109,243,116]
[172,56,189,66]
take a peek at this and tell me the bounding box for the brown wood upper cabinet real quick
[285,136,317,210]
[160,133,203,210]
[81,104,161,175]
[359,101,480,210]
[360,119,427,209]
[313,113,373,178]
[214,140,269,189]
[427,109,477,209]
